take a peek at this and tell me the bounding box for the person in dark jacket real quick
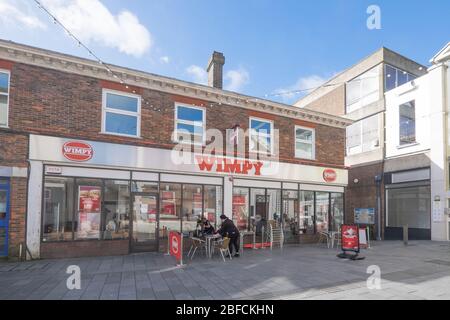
[202,220,215,235]
[217,214,240,257]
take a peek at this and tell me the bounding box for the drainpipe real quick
[375,174,382,241]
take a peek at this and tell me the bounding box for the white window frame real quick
[101,89,141,138]
[294,125,316,160]
[174,103,206,145]
[249,116,274,155]
[345,65,380,113]
[0,69,10,128]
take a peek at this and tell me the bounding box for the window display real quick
[232,188,249,231]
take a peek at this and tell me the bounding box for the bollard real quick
[403,225,408,246]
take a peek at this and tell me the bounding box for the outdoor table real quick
[204,234,221,258]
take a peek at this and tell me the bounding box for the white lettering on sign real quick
[62,141,94,162]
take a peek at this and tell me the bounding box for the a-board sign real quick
[341,224,360,253]
[169,231,182,262]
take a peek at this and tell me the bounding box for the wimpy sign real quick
[195,155,264,176]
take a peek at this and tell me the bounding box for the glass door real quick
[315,192,330,233]
[0,181,10,257]
[282,190,299,242]
[132,193,159,252]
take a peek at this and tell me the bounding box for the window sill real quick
[295,155,316,161]
[100,131,142,139]
[396,142,419,149]
[172,140,206,147]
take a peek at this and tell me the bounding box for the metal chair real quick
[187,237,206,260]
[317,231,331,248]
[214,237,232,262]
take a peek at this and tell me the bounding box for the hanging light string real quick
[31,0,424,110]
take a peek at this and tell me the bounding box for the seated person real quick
[202,220,215,235]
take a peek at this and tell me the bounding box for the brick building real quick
[0,40,350,260]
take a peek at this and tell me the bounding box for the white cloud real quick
[186,65,208,85]
[224,68,249,92]
[272,75,329,103]
[0,0,46,30]
[186,65,250,92]
[159,56,170,64]
[41,0,152,57]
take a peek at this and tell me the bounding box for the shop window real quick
[103,180,130,240]
[249,117,273,154]
[346,65,380,113]
[346,114,380,155]
[399,100,416,145]
[295,126,315,160]
[74,179,103,240]
[174,104,205,144]
[267,189,282,223]
[232,187,249,231]
[385,64,417,92]
[43,177,75,242]
[102,90,141,137]
[0,71,9,127]
[299,191,314,234]
[250,188,267,234]
[182,184,203,232]
[330,193,344,232]
[160,183,182,232]
[132,181,159,193]
[204,185,222,228]
[387,186,431,229]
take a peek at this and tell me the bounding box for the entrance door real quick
[132,193,159,252]
[0,181,10,257]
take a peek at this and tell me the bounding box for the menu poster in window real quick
[232,195,248,229]
[161,191,176,216]
[78,186,101,239]
[354,208,375,225]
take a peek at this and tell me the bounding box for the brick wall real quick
[0,131,28,259]
[5,59,345,169]
[345,162,385,239]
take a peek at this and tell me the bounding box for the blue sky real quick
[0,0,449,104]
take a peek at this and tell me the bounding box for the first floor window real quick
[102,90,141,137]
[346,114,380,155]
[249,117,273,154]
[295,126,315,159]
[0,71,10,127]
[175,104,205,144]
[399,100,416,145]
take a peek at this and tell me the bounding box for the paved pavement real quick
[1,241,450,300]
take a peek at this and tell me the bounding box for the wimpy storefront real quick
[26,134,348,259]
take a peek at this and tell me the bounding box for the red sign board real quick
[341,224,360,252]
[323,169,337,183]
[169,231,182,261]
[63,141,93,162]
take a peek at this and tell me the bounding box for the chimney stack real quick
[207,51,225,89]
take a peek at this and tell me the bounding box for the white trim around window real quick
[101,89,141,138]
[174,103,206,145]
[249,116,274,155]
[0,69,10,128]
[294,125,316,160]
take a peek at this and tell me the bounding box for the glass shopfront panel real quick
[74,179,103,240]
[43,177,75,242]
[387,185,431,229]
[182,184,203,232]
[251,188,267,234]
[204,185,222,228]
[330,193,344,232]
[315,192,330,233]
[232,187,250,231]
[283,190,299,240]
[299,191,315,234]
[104,180,130,240]
[267,189,282,224]
[159,183,182,233]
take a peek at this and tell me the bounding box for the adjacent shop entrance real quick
[0,179,10,257]
[131,193,159,252]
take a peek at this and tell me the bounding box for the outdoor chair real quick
[187,237,207,260]
[317,231,331,248]
[213,237,232,262]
